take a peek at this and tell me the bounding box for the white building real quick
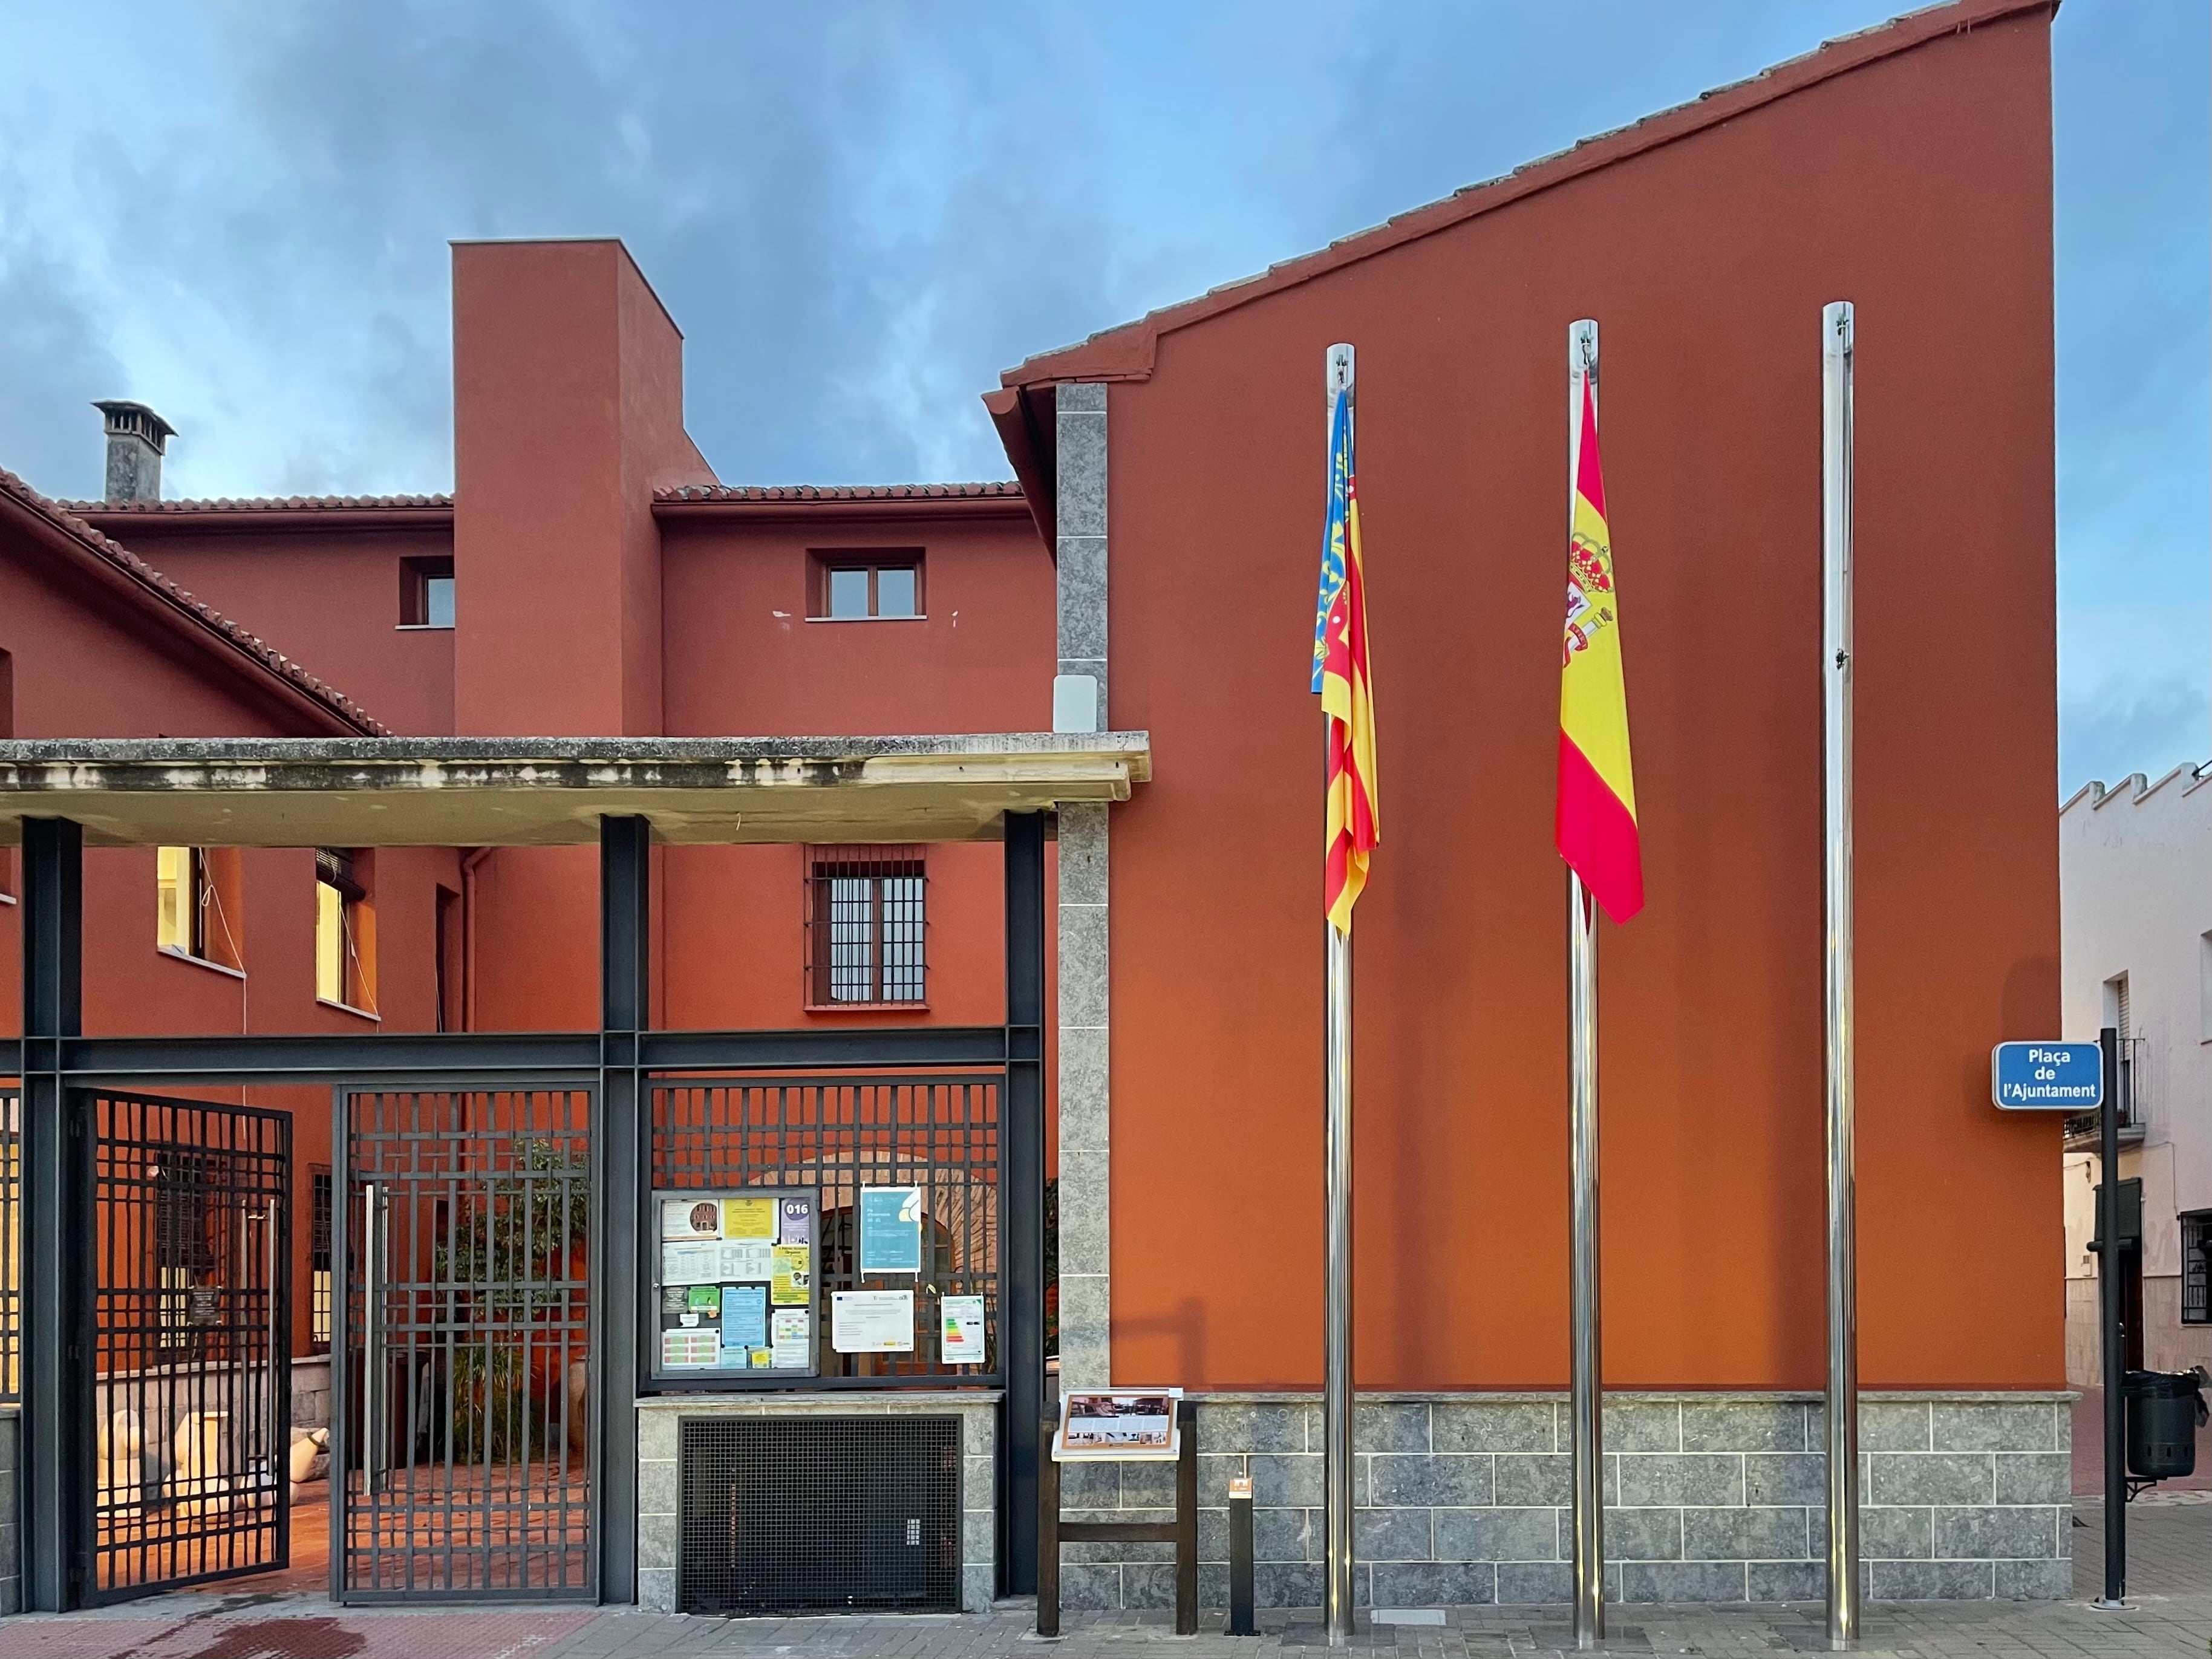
[2058,760,2212,1383]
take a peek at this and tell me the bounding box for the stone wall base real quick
[1052,1392,2072,1610]
[0,1408,18,1615]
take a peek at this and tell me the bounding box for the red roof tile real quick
[0,469,388,736]
[60,492,451,513]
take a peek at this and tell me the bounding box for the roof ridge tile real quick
[62,492,453,512]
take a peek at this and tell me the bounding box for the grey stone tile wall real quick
[1054,378,1111,1393]
[0,1408,18,1616]
[290,1355,331,1433]
[1050,1393,2071,1611]
[635,1392,999,1615]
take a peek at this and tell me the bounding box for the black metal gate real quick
[336,1086,595,1602]
[87,1088,290,1602]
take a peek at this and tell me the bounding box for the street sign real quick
[1990,1041,2103,1110]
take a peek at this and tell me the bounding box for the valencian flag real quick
[1314,379,1378,934]
[1555,372,1643,921]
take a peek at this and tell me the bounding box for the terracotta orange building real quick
[2,0,2070,1622]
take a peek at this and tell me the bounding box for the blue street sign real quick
[1990,1041,2103,1111]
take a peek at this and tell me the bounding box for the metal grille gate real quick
[88,1089,290,1601]
[651,1075,1000,1378]
[338,1087,594,1600]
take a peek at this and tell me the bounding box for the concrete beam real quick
[0,732,1150,848]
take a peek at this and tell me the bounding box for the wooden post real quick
[1037,1416,1062,1637]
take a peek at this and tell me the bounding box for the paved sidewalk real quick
[0,1501,2202,1659]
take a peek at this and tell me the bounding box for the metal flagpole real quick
[1565,318,1605,1652]
[1322,342,1358,1648]
[1820,299,1861,1651]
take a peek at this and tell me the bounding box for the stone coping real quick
[1190,1389,2080,1404]
[0,732,1152,765]
[635,1389,1002,1408]
[0,733,1151,847]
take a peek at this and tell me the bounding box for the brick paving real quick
[0,1500,2203,1659]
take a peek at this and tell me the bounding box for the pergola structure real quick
[2,730,1150,1612]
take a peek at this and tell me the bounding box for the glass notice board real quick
[651,1187,818,1380]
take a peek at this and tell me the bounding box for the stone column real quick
[1055,382,1111,1390]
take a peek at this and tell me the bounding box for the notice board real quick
[651,1187,818,1380]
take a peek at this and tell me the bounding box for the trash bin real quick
[2123,1367,2210,1481]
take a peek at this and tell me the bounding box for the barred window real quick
[154,1147,224,1348]
[310,1165,333,1351]
[2184,1211,2211,1326]
[805,846,926,1008]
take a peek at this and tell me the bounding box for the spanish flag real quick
[1316,377,1378,934]
[1556,366,1643,922]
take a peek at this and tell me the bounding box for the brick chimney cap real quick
[93,400,177,450]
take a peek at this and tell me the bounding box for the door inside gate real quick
[339,1088,593,1600]
[89,1089,290,1602]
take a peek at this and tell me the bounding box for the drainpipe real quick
[460,846,494,1031]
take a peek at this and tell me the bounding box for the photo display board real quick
[651,1187,817,1380]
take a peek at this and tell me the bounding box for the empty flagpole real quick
[1820,300,1861,1651]
[1565,317,1605,1652]
[1322,341,1358,1649]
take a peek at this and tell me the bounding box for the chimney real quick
[93,400,175,503]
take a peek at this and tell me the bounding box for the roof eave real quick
[0,477,385,737]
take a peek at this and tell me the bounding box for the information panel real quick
[651,1187,817,1380]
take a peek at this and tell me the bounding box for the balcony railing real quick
[2064,1034,2147,1143]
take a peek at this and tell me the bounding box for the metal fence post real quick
[1003,812,1048,1596]
[1228,1475,1256,1635]
[2095,1023,2127,1608]
[598,814,651,1605]
[1175,1397,1198,1636]
[20,816,85,1612]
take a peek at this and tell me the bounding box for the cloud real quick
[2060,674,2211,795]
[0,0,2203,787]
[0,232,126,494]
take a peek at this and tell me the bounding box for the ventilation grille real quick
[679,1415,962,1615]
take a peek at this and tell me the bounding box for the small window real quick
[2184,1212,2212,1326]
[2199,930,2211,1043]
[315,847,377,1013]
[811,553,923,620]
[399,556,456,628]
[156,846,243,970]
[310,1167,333,1352]
[804,845,926,1007]
[436,885,462,1033]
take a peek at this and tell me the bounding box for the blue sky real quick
[0,1,2203,789]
